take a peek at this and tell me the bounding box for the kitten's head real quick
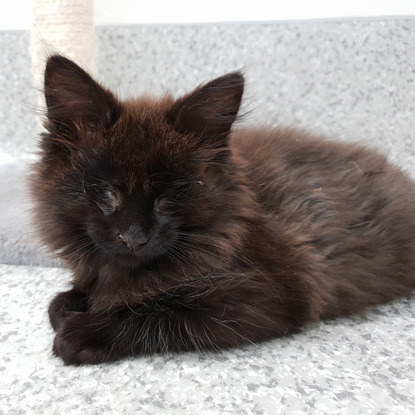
[31,55,247,270]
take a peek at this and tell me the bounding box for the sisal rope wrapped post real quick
[30,0,97,110]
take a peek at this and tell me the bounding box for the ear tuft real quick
[167,71,244,145]
[44,55,120,133]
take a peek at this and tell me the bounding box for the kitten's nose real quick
[118,225,149,251]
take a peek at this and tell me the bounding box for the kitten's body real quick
[232,128,415,319]
[32,56,415,365]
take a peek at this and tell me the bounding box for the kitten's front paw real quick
[48,289,88,331]
[52,313,115,365]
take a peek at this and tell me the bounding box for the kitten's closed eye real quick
[86,184,121,216]
[153,197,170,216]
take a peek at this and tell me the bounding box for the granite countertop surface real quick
[1,264,414,414]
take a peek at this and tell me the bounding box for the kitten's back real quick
[231,128,415,318]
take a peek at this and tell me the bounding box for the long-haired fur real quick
[30,55,415,365]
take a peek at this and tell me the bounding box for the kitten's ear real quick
[167,72,244,145]
[44,55,120,133]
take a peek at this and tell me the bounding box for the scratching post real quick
[30,0,97,108]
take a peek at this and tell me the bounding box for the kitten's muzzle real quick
[118,225,149,251]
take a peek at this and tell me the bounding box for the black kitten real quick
[30,55,415,365]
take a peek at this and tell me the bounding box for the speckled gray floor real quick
[1,18,415,414]
[1,264,414,414]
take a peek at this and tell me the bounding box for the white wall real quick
[1,0,414,30]
[95,0,415,25]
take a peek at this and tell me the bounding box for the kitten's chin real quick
[110,248,168,268]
